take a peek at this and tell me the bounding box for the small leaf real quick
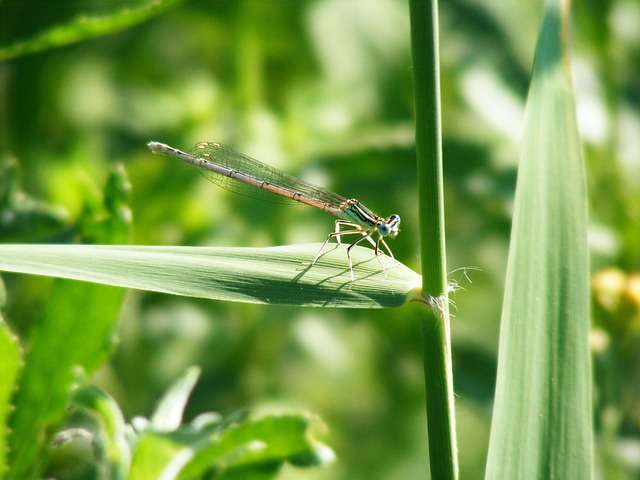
[151,366,201,431]
[177,415,334,479]
[72,386,132,479]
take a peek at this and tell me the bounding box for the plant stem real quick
[408,0,458,477]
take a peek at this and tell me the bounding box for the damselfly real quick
[148,141,400,280]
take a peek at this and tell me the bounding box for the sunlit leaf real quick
[485,0,592,478]
[0,244,423,308]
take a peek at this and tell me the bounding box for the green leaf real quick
[6,279,126,480]
[123,368,332,480]
[0,0,183,61]
[177,415,334,479]
[6,282,125,480]
[150,366,201,431]
[72,386,132,480]
[6,167,131,479]
[0,244,423,308]
[485,1,592,478]
[0,279,22,476]
[130,430,185,480]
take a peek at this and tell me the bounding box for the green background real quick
[1,0,638,478]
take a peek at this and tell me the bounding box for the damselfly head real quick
[378,214,401,238]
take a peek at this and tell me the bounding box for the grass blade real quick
[0,244,422,309]
[0,0,183,61]
[485,0,592,477]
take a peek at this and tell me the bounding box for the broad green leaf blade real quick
[485,1,591,479]
[0,0,183,61]
[0,280,22,475]
[0,244,422,308]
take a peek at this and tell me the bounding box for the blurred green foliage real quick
[1,0,639,478]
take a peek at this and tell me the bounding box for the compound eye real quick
[378,223,391,236]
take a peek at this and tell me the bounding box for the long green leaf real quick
[0,244,422,308]
[485,0,592,478]
[0,0,183,61]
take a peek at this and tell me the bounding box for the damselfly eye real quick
[380,214,401,237]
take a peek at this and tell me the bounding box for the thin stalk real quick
[409,0,458,478]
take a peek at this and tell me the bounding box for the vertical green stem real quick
[408,0,458,478]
